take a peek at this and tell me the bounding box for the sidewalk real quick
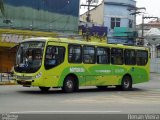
[0,73,17,85]
[0,80,17,85]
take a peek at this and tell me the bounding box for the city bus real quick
[14,37,150,93]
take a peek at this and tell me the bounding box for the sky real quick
[136,0,160,24]
[80,0,160,25]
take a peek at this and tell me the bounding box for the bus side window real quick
[97,47,110,64]
[83,46,96,64]
[124,49,136,65]
[136,50,148,66]
[68,45,82,63]
[111,48,123,65]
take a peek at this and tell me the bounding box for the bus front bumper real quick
[17,80,33,86]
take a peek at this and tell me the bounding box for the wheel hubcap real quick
[124,79,129,88]
[66,80,73,89]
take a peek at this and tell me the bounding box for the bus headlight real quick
[35,72,42,78]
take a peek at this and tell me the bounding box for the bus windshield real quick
[14,41,45,73]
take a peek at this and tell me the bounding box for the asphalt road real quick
[0,73,160,114]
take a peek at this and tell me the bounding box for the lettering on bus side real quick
[115,69,125,73]
[95,70,111,73]
[70,67,85,73]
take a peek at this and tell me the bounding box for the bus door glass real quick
[44,44,65,86]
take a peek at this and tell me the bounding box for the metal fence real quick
[0,73,13,82]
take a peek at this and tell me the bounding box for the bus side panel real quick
[85,65,128,86]
[129,66,150,84]
[129,58,150,84]
[58,65,86,87]
[42,65,65,87]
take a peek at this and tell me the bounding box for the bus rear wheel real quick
[39,87,50,92]
[62,76,75,93]
[121,75,132,91]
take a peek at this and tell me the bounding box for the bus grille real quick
[16,76,33,80]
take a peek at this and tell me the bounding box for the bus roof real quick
[22,37,149,50]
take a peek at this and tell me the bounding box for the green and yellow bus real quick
[14,37,150,92]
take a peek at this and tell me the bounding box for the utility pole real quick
[129,7,146,45]
[81,0,97,41]
[141,14,144,39]
[81,0,97,22]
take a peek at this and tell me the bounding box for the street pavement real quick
[0,73,160,114]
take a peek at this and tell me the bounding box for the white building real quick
[80,0,136,29]
[137,20,160,73]
[104,0,136,31]
[80,0,137,44]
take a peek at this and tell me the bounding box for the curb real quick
[0,81,17,85]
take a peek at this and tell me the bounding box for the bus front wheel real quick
[120,75,132,91]
[39,87,50,92]
[62,76,75,93]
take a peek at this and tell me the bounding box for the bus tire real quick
[39,87,50,92]
[62,76,75,93]
[121,75,132,91]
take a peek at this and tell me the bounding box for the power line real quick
[81,0,97,22]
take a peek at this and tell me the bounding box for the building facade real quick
[80,0,137,45]
[80,2,104,26]
[104,0,136,31]
[0,0,80,33]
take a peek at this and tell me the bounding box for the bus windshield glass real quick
[14,41,45,73]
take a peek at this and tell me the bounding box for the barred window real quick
[111,18,121,29]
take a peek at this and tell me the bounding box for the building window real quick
[111,48,123,65]
[68,45,82,63]
[129,19,133,28]
[83,46,96,64]
[124,49,136,65]
[97,47,110,64]
[111,18,121,29]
